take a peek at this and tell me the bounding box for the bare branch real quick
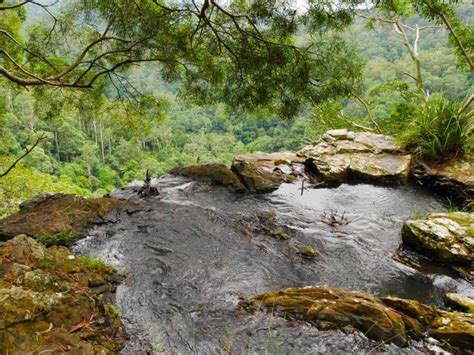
[0,134,47,178]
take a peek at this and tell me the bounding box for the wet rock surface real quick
[298,129,412,184]
[75,176,474,353]
[446,293,474,313]
[0,235,126,353]
[0,194,124,243]
[402,212,474,265]
[242,285,474,349]
[411,153,474,206]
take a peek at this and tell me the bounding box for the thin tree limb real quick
[0,134,47,178]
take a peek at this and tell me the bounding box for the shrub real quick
[399,94,472,161]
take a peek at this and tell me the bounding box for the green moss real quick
[107,303,122,318]
[77,256,114,273]
[37,231,78,247]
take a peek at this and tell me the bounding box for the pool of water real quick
[74,176,472,354]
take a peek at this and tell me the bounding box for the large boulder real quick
[242,285,474,350]
[231,152,304,192]
[298,129,411,184]
[231,161,291,193]
[0,194,124,244]
[170,163,246,192]
[402,212,474,265]
[0,235,126,353]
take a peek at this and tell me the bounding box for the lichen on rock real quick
[242,285,474,350]
[402,212,474,265]
[0,235,126,353]
[298,129,412,184]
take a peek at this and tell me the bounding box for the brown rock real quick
[170,163,246,192]
[0,194,123,243]
[243,285,474,350]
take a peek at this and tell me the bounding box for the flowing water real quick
[74,175,473,354]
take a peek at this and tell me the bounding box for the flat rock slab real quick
[0,194,124,242]
[242,285,474,350]
[299,129,411,183]
[402,212,474,265]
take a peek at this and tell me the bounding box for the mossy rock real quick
[402,212,474,265]
[445,293,474,314]
[0,194,124,243]
[0,235,126,353]
[170,163,246,192]
[242,285,474,350]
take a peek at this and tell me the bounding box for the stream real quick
[74,175,474,354]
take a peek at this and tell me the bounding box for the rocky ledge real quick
[171,130,413,193]
[0,235,126,353]
[412,152,474,206]
[298,129,412,183]
[0,194,124,245]
[170,130,472,205]
[402,212,474,266]
[242,285,474,350]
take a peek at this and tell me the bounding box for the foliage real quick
[37,231,78,247]
[77,256,114,273]
[0,3,472,217]
[398,94,472,160]
[0,157,89,218]
[0,0,365,117]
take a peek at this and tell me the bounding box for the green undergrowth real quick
[37,231,79,247]
[0,157,90,219]
[77,256,114,273]
[399,94,472,161]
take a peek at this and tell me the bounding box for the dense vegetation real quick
[0,1,472,217]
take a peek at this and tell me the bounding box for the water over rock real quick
[242,285,474,350]
[402,212,474,265]
[0,194,124,243]
[0,235,126,353]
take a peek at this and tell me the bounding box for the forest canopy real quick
[0,0,473,216]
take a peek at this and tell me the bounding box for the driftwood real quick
[138,170,160,197]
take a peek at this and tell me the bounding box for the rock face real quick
[411,153,474,206]
[170,164,246,192]
[242,285,474,350]
[0,235,126,353]
[298,129,412,184]
[231,152,305,192]
[0,194,124,243]
[402,212,474,265]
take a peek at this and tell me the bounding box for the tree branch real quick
[351,92,383,134]
[0,134,47,178]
